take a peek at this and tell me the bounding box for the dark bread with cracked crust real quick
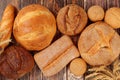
[0,45,34,79]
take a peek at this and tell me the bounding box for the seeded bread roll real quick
[78,22,120,66]
[0,4,15,54]
[13,4,56,50]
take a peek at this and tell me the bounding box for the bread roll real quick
[78,22,120,66]
[57,4,87,35]
[13,4,56,50]
[0,4,15,54]
[70,58,87,76]
[105,7,120,29]
[34,35,80,77]
[0,45,34,79]
[88,5,104,22]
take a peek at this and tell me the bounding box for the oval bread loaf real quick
[34,35,80,77]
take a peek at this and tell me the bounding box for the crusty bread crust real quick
[57,4,88,35]
[13,4,56,50]
[34,35,80,76]
[0,4,15,54]
[78,22,120,66]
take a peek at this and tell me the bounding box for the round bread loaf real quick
[0,45,34,79]
[13,4,56,50]
[57,4,88,35]
[78,22,120,66]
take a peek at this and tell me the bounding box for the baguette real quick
[0,4,15,54]
[34,35,80,77]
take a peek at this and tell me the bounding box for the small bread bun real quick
[78,22,120,66]
[70,58,87,76]
[13,4,56,50]
[88,5,104,22]
[57,4,87,35]
[105,7,120,29]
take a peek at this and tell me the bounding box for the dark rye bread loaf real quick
[0,45,34,79]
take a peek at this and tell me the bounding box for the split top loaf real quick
[78,22,120,66]
[34,35,80,77]
[57,4,88,35]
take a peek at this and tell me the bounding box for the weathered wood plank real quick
[0,0,120,80]
[53,0,66,16]
[0,0,8,19]
[84,0,107,11]
[106,0,120,8]
[66,0,84,7]
[20,0,36,8]
[28,65,42,80]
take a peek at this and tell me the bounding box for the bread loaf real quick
[78,22,120,66]
[0,45,34,79]
[57,4,87,35]
[0,4,15,54]
[13,4,56,50]
[34,35,80,76]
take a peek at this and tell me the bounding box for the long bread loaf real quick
[34,35,80,77]
[0,4,15,54]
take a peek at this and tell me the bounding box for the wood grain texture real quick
[0,0,120,80]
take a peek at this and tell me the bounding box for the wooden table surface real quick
[0,0,120,80]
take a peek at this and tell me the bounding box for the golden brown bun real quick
[13,4,56,50]
[57,4,88,35]
[78,22,120,66]
[105,7,120,29]
[70,58,87,76]
[0,45,34,79]
[34,35,80,77]
[0,4,15,54]
[88,5,104,22]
